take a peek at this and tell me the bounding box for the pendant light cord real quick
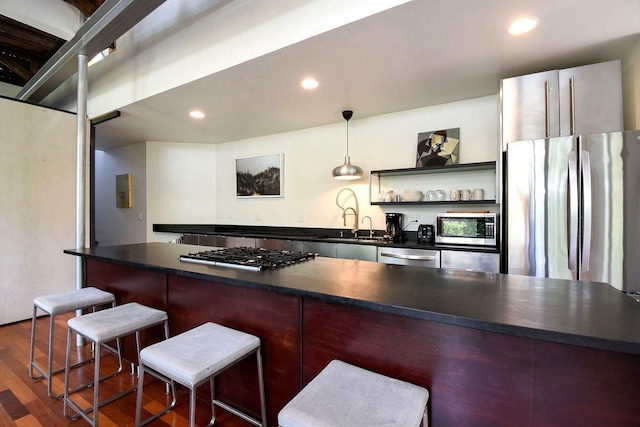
[345,119,349,157]
[342,109,353,157]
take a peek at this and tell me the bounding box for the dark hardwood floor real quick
[0,313,252,426]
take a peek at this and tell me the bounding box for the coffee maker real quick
[384,213,403,243]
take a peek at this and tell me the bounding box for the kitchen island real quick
[65,243,640,426]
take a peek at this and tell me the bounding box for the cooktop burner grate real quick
[179,247,316,271]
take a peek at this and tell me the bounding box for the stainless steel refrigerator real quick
[505,130,640,293]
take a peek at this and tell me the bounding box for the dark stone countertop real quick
[65,243,640,355]
[152,223,499,253]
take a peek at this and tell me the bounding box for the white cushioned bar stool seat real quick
[63,302,169,427]
[278,360,429,427]
[29,287,116,398]
[135,322,267,427]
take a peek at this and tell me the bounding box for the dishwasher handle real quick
[380,252,437,261]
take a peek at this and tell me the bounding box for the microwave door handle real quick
[580,150,592,272]
[568,151,579,273]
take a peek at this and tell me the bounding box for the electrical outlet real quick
[297,213,305,223]
[256,214,263,223]
[410,214,420,223]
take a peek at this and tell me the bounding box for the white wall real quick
[96,95,498,244]
[146,142,217,241]
[0,82,20,98]
[0,98,76,324]
[95,143,147,246]
[622,38,640,130]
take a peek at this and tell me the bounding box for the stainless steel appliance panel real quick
[506,130,640,292]
[215,236,227,247]
[377,247,440,268]
[441,250,500,273]
[501,61,622,151]
[303,241,337,258]
[336,244,377,262]
[621,132,640,292]
[558,61,623,137]
[181,234,199,245]
[506,136,575,279]
[255,238,280,250]
[276,240,304,252]
[198,235,217,247]
[501,69,559,148]
[580,131,640,291]
[225,236,255,248]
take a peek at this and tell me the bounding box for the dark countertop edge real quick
[64,248,638,355]
[153,224,500,253]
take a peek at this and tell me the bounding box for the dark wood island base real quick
[68,243,640,426]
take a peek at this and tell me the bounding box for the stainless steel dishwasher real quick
[377,247,440,268]
[441,250,499,273]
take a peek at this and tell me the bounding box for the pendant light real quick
[332,110,363,180]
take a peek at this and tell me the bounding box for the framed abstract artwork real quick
[416,128,460,167]
[116,173,132,208]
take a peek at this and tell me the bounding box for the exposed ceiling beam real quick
[16,0,166,102]
[0,55,32,82]
[63,0,106,18]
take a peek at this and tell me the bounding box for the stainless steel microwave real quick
[435,212,498,247]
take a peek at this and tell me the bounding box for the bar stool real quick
[278,360,429,427]
[29,287,117,398]
[134,322,267,427]
[63,302,170,427]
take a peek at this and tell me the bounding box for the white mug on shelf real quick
[450,189,461,201]
[461,189,471,201]
[472,188,484,200]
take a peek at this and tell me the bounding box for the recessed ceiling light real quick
[508,16,539,35]
[301,78,319,89]
[189,110,205,119]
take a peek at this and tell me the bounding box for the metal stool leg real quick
[209,377,216,426]
[190,387,197,427]
[30,299,119,399]
[62,327,73,418]
[256,348,267,427]
[28,305,42,380]
[134,320,175,427]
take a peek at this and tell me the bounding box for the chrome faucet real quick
[362,215,374,238]
[344,207,358,236]
[336,188,359,237]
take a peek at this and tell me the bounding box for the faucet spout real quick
[336,188,359,236]
[362,215,373,237]
[344,207,358,234]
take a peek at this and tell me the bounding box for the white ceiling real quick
[90,0,640,151]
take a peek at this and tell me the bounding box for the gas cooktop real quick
[179,247,316,271]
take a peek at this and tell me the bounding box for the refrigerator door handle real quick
[544,80,550,137]
[581,150,592,272]
[568,151,579,272]
[569,76,576,135]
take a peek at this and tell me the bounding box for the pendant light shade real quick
[332,110,363,180]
